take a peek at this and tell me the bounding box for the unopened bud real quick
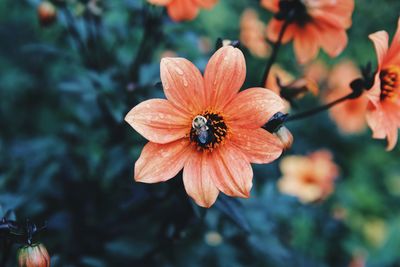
[38,2,57,27]
[274,126,293,150]
[18,243,50,267]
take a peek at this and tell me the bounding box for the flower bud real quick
[18,243,50,267]
[274,126,293,150]
[37,2,57,27]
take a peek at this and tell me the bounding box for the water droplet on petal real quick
[175,67,184,75]
[183,78,188,87]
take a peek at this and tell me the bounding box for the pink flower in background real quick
[125,46,285,207]
[367,18,400,150]
[262,0,354,64]
[325,60,368,134]
[147,0,218,22]
[278,150,339,203]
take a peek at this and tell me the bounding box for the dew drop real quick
[183,78,188,87]
[175,67,184,75]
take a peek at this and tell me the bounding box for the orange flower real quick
[304,60,328,84]
[278,150,338,203]
[18,243,50,267]
[367,18,400,150]
[325,60,368,134]
[147,0,217,22]
[262,0,354,64]
[265,64,318,109]
[265,64,294,95]
[125,46,285,207]
[240,9,271,58]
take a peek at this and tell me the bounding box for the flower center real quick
[190,111,228,151]
[277,0,311,26]
[380,65,400,101]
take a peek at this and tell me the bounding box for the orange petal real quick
[135,139,191,183]
[366,102,400,150]
[366,102,387,139]
[386,18,400,66]
[369,30,389,69]
[266,19,295,44]
[167,0,199,22]
[204,46,246,108]
[293,25,320,64]
[193,0,217,9]
[147,0,171,5]
[261,0,280,12]
[160,57,206,113]
[231,128,283,164]
[386,124,398,151]
[125,99,190,144]
[224,87,285,129]
[383,102,400,150]
[210,144,253,198]
[319,26,348,58]
[183,151,219,207]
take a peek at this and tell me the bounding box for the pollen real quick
[380,65,400,101]
[189,110,229,151]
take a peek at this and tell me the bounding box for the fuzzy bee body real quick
[192,115,211,144]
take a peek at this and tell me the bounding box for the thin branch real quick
[260,19,290,87]
[286,93,353,122]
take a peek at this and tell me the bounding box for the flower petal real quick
[160,57,206,114]
[210,144,253,198]
[366,101,400,150]
[125,99,190,144]
[193,0,217,9]
[167,0,199,22]
[261,0,280,12]
[147,0,171,5]
[369,30,389,69]
[366,102,387,139]
[204,46,246,108]
[266,19,295,44]
[135,139,191,183]
[183,151,219,207]
[293,25,320,64]
[319,26,348,58]
[231,128,283,164]
[224,87,285,129]
[386,18,400,66]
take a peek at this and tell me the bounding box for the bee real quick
[192,115,210,144]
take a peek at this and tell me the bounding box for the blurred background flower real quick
[324,60,368,134]
[278,150,338,203]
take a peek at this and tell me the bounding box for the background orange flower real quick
[148,0,218,22]
[324,60,368,134]
[262,0,354,63]
[240,8,271,58]
[278,150,339,203]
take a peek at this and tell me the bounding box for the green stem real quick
[260,19,290,87]
[286,93,353,122]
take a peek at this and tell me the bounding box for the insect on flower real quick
[125,46,286,207]
[191,115,210,145]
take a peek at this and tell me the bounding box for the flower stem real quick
[286,93,353,122]
[260,20,290,87]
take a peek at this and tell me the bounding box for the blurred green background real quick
[1,0,400,266]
